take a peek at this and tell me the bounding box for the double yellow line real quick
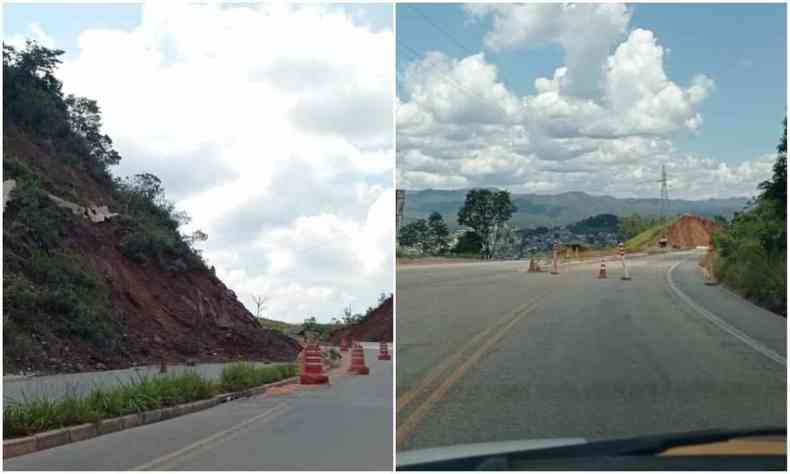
[396,296,545,448]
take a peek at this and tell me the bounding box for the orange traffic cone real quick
[597,260,608,279]
[348,344,370,375]
[300,343,329,385]
[527,258,543,273]
[377,341,391,361]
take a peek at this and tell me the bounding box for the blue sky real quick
[4,3,392,57]
[4,4,140,59]
[397,3,786,169]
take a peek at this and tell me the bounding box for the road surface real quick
[5,348,392,470]
[396,251,786,452]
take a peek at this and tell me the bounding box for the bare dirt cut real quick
[326,296,392,344]
[3,128,301,375]
[665,215,721,248]
[626,215,721,251]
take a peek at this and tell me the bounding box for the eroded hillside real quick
[3,42,300,374]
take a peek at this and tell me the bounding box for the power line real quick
[396,40,502,108]
[404,4,476,57]
[403,4,522,95]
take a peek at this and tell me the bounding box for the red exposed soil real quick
[326,296,392,344]
[4,128,301,374]
[666,215,721,249]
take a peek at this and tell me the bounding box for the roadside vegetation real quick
[398,189,516,259]
[4,363,297,438]
[3,41,211,368]
[623,218,676,252]
[711,119,787,316]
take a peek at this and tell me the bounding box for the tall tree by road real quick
[712,117,787,315]
[457,189,516,259]
[398,219,430,250]
[427,211,449,254]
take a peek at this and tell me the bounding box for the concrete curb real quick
[2,376,298,460]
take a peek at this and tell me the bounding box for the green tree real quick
[302,316,323,341]
[64,95,121,168]
[457,189,516,258]
[711,117,787,314]
[758,117,787,221]
[3,41,67,135]
[426,212,450,255]
[398,219,430,249]
[619,213,660,240]
[453,231,482,255]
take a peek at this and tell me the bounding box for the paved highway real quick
[5,348,392,470]
[396,251,786,452]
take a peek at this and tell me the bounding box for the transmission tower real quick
[635,165,670,222]
[658,164,669,222]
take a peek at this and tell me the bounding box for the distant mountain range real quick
[401,189,750,230]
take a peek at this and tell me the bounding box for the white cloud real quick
[398,4,771,200]
[467,3,631,98]
[5,22,56,49]
[53,3,393,323]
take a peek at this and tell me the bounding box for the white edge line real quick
[666,261,786,367]
[132,402,290,470]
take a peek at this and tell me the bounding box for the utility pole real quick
[396,189,405,232]
[658,164,669,223]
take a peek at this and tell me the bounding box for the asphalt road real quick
[5,348,392,471]
[396,251,786,452]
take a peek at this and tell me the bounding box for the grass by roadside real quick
[219,363,297,392]
[4,363,297,439]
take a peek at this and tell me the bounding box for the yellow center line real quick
[133,402,290,470]
[396,298,545,449]
[396,295,541,414]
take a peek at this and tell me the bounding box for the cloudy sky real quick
[5,2,394,324]
[396,3,786,199]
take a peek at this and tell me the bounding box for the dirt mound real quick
[327,296,392,344]
[4,128,301,375]
[666,215,721,249]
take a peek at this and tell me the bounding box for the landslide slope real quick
[3,43,300,374]
[327,296,393,344]
[625,215,721,251]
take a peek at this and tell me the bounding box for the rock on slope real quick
[3,129,301,375]
[327,296,393,344]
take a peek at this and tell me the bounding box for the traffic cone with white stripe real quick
[377,341,391,361]
[597,260,608,279]
[618,243,631,281]
[348,343,370,375]
[300,343,329,385]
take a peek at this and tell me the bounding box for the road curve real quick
[396,251,786,452]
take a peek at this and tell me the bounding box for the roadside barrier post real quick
[597,259,608,279]
[378,342,391,361]
[619,242,631,281]
[704,247,718,285]
[300,343,329,385]
[348,343,370,375]
[550,240,560,275]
